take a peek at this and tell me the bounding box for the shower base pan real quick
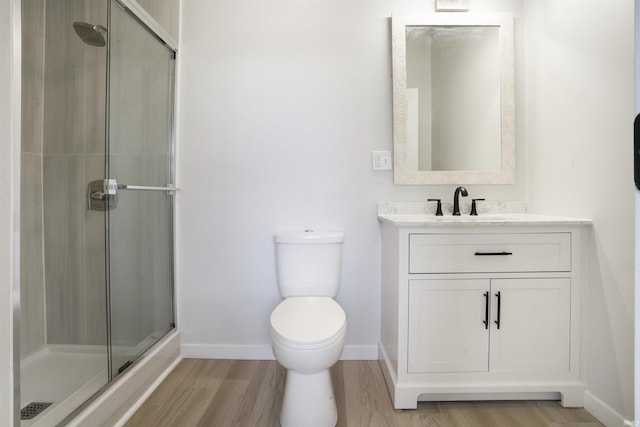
[20,345,108,426]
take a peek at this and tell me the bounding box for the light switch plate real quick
[435,0,470,11]
[372,151,392,170]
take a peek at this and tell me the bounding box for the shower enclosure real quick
[19,0,176,424]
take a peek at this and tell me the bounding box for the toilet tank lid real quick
[274,230,344,244]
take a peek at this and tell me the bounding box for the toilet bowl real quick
[270,296,346,427]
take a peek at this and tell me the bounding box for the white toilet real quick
[270,230,347,427]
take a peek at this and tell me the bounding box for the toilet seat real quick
[270,297,346,350]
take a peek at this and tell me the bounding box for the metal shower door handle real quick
[88,179,178,211]
[116,184,178,194]
[105,178,177,195]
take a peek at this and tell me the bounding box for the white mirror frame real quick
[392,14,515,185]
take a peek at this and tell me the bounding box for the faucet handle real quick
[470,198,485,216]
[427,199,443,216]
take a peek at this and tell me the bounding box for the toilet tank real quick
[274,230,344,298]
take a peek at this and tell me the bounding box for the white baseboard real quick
[341,345,379,360]
[584,390,628,426]
[181,343,379,361]
[182,344,275,360]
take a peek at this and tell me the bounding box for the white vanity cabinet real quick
[378,215,590,409]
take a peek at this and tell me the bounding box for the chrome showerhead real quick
[73,22,108,47]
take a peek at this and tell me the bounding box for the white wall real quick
[177,0,633,423]
[524,0,634,423]
[0,0,20,424]
[177,0,525,359]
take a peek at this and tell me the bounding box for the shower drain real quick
[21,402,52,420]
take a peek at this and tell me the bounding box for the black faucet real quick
[452,186,468,216]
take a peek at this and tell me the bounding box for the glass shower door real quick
[106,0,176,379]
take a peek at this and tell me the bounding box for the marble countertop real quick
[378,213,592,227]
[377,202,591,227]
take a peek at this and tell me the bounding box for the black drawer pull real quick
[474,251,513,256]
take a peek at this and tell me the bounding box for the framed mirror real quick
[392,14,515,185]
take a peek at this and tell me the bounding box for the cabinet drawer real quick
[409,233,571,273]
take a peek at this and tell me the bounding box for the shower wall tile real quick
[43,155,85,344]
[21,0,45,155]
[83,0,107,156]
[138,190,172,337]
[43,153,108,346]
[20,153,45,356]
[108,15,166,157]
[42,0,107,156]
[108,154,156,345]
[108,191,145,348]
[109,153,168,186]
[136,0,179,42]
[83,154,107,345]
[106,3,176,350]
[43,0,87,155]
[108,0,174,159]
[147,183,173,334]
[107,153,173,348]
[25,0,173,353]
[20,0,46,357]
[82,55,107,157]
[108,194,172,350]
[28,0,176,353]
[86,0,107,27]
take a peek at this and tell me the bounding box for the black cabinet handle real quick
[494,291,501,329]
[634,114,640,191]
[475,251,513,256]
[483,291,489,329]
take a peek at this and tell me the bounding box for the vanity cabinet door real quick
[408,279,490,373]
[489,278,571,373]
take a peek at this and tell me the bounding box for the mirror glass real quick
[392,14,515,184]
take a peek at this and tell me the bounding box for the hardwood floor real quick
[124,359,603,427]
